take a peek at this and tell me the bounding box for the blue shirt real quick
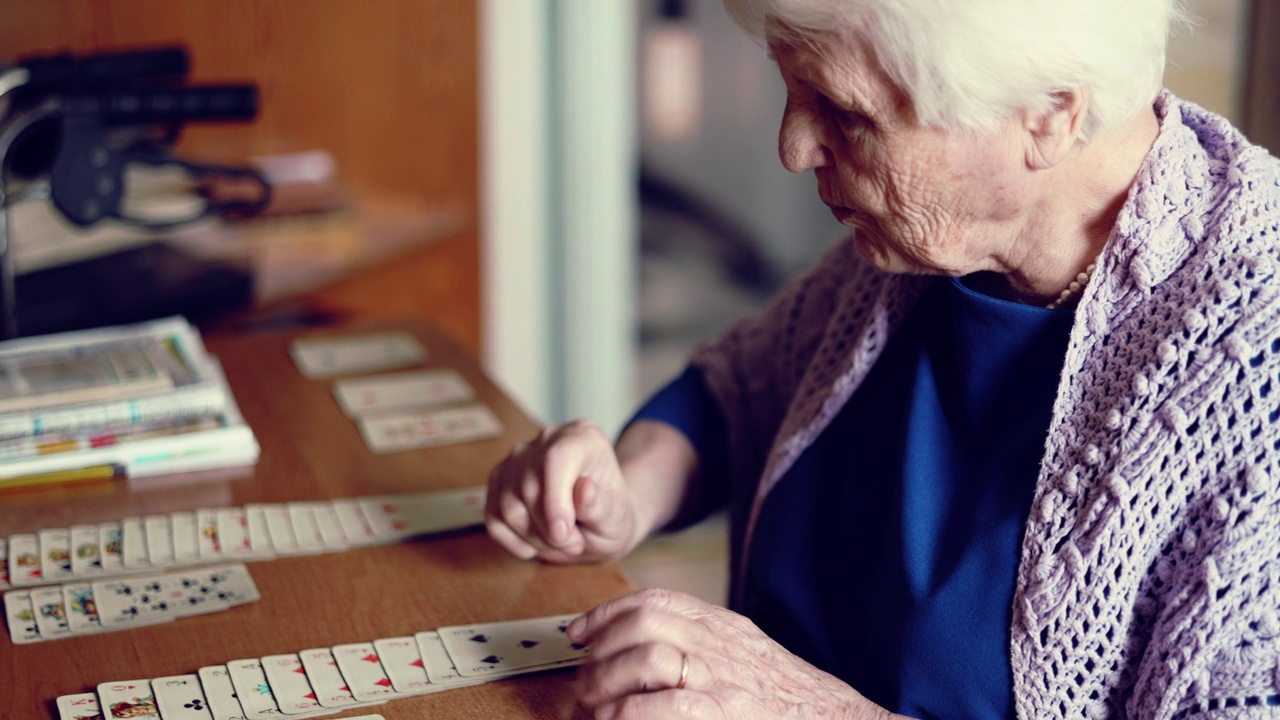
[634,275,1074,717]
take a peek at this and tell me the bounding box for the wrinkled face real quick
[771,29,1030,276]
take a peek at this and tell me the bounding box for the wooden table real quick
[0,319,635,719]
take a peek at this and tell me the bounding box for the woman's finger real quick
[483,514,538,560]
[488,488,541,553]
[568,588,699,647]
[572,473,626,543]
[540,424,604,548]
[576,641,688,707]
[593,688,708,720]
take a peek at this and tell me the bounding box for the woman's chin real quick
[850,230,906,273]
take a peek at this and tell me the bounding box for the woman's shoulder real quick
[1175,94,1280,310]
[1110,93,1279,309]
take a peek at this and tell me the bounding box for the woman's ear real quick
[1023,88,1090,170]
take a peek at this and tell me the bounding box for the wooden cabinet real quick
[0,0,483,353]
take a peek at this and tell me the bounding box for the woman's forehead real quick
[769,30,907,112]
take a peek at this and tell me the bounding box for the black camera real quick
[0,47,268,339]
[1,46,267,227]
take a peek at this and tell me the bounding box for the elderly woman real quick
[486,0,1280,717]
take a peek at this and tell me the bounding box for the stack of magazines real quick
[0,316,259,485]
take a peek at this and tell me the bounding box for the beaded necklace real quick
[1044,260,1097,310]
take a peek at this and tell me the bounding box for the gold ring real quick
[676,652,690,690]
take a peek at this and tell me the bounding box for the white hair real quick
[722,0,1189,139]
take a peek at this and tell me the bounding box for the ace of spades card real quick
[437,613,588,678]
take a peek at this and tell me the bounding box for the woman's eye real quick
[820,96,870,132]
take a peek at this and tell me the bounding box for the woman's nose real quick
[778,103,834,173]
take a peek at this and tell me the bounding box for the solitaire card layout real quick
[57,613,585,719]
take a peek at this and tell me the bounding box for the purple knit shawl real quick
[692,92,1280,718]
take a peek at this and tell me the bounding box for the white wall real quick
[1164,0,1248,123]
[481,1,638,435]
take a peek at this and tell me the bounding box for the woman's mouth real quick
[828,205,865,226]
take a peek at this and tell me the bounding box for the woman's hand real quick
[568,589,895,719]
[485,420,643,563]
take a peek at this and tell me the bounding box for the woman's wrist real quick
[613,420,701,554]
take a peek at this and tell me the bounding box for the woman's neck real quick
[994,109,1161,307]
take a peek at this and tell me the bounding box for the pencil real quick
[0,463,120,491]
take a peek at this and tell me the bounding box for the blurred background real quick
[0,0,1272,602]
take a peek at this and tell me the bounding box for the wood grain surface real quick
[0,0,484,354]
[0,319,633,719]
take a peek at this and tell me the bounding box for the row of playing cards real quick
[331,369,506,454]
[1,487,486,590]
[55,612,588,719]
[290,332,505,455]
[5,563,258,643]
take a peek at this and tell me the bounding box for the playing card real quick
[415,631,470,686]
[306,502,349,551]
[152,674,214,720]
[286,503,326,553]
[37,528,74,582]
[30,586,73,639]
[169,563,260,617]
[332,369,473,418]
[259,504,302,555]
[298,647,364,709]
[244,505,276,559]
[331,499,375,546]
[120,517,151,569]
[0,537,8,589]
[331,642,402,702]
[290,332,427,379]
[56,693,104,720]
[372,636,434,694]
[357,404,503,454]
[357,486,487,542]
[98,523,124,574]
[144,515,176,567]
[4,590,41,643]
[438,613,588,678]
[226,658,284,719]
[92,575,182,629]
[170,512,200,563]
[216,508,254,558]
[261,654,323,714]
[196,509,223,560]
[9,533,42,585]
[70,524,104,576]
[96,679,160,719]
[197,666,248,720]
[63,583,103,634]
